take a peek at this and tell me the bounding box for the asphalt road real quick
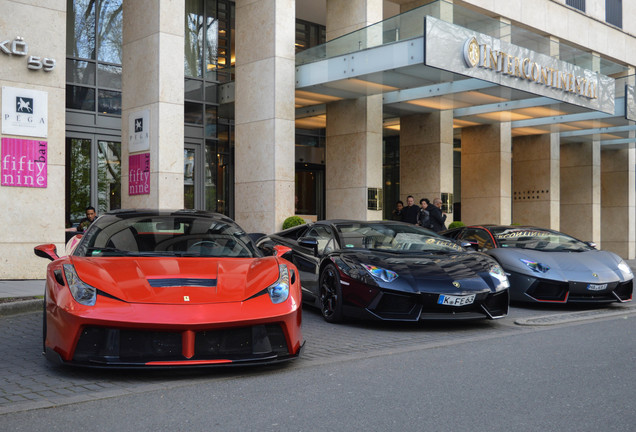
[1,302,636,431]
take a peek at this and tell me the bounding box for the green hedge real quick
[448,221,466,229]
[283,216,306,230]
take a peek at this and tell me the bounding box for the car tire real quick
[319,263,344,323]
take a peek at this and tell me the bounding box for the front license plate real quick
[587,283,608,291]
[438,294,476,306]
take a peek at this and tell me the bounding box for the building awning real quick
[294,0,635,146]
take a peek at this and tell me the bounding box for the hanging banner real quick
[1,138,47,188]
[129,152,150,195]
[2,86,48,138]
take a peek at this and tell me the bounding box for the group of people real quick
[391,195,447,232]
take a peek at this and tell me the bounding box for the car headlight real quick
[520,258,550,273]
[361,264,398,283]
[63,264,96,306]
[489,264,510,288]
[267,265,290,304]
[617,260,633,277]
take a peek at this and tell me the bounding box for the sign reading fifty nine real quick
[424,16,615,114]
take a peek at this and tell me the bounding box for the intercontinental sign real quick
[424,16,615,114]
[462,36,597,100]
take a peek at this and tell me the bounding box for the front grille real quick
[480,290,509,318]
[73,324,290,364]
[369,292,420,320]
[526,280,568,302]
[614,280,633,301]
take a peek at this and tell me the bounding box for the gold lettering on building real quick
[462,36,598,100]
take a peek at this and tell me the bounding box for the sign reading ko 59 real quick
[1,36,56,72]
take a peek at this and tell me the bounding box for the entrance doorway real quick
[65,136,121,227]
[185,140,232,214]
[295,164,324,221]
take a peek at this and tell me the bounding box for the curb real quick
[0,299,43,317]
[515,306,636,326]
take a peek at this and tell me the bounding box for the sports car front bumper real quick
[507,271,633,304]
[350,289,509,321]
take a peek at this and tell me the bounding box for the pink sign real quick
[129,153,150,195]
[1,138,47,188]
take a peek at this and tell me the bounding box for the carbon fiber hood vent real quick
[147,278,217,288]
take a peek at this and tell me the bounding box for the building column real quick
[601,145,635,258]
[121,1,185,210]
[461,123,512,225]
[0,2,66,278]
[325,0,383,220]
[234,0,295,233]
[399,112,454,223]
[560,141,601,245]
[512,134,560,228]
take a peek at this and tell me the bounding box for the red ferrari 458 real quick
[34,209,303,368]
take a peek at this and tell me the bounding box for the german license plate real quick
[587,283,607,291]
[438,294,476,306]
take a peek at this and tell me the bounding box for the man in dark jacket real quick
[401,195,419,224]
[428,198,447,232]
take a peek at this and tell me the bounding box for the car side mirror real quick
[34,244,60,261]
[458,240,479,251]
[272,244,292,257]
[585,241,597,249]
[298,237,318,255]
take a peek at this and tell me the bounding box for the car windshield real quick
[490,227,593,252]
[74,214,259,258]
[334,222,465,253]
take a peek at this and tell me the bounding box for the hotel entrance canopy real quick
[294,0,635,147]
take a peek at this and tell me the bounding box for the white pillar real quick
[234,0,296,233]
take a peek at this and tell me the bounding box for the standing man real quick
[401,195,419,224]
[428,198,447,232]
[78,206,97,232]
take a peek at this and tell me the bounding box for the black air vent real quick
[147,278,217,288]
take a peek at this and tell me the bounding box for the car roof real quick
[103,209,236,223]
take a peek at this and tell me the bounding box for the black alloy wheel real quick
[319,263,344,323]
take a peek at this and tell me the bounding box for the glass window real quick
[97,0,123,63]
[185,0,204,77]
[460,228,494,251]
[66,85,96,111]
[185,78,204,100]
[67,139,92,224]
[97,141,121,214]
[565,0,585,12]
[97,64,122,89]
[97,89,121,114]
[67,0,96,59]
[204,142,217,212]
[185,102,204,124]
[606,0,622,28]
[67,59,96,85]
[66,0,123,116]
[184,149,196,209]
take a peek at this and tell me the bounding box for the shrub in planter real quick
[448,221,466,230]
[283,216,306,230]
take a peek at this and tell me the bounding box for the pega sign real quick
[1,138,47,188]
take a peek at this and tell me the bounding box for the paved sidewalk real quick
[0,279,45,298]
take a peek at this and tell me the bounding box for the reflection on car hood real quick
[70,256,281,304]
[488,249,627,283]
[345,251,498,294]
